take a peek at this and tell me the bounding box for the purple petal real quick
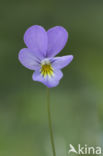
[32,69,63,88]
[47,26,68,57]
[18,48,40,70]
[52,55,73,69]
[24,25,48,59]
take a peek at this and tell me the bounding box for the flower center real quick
[40,59,54,78]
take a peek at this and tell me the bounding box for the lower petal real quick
[32,69,63,88]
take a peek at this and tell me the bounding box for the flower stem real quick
[47,87,56,156]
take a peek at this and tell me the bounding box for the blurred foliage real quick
[0,0,103,155]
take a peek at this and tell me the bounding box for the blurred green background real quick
[0,0,103,155]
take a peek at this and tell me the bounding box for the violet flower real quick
[18,25,73,88]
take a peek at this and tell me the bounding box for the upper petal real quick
[52,55,73,69]
[32,69,63,88]
[18,48,40,70]
[47,26,68,57]
[24,25,48,59]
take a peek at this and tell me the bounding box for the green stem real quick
[47,87,56,156]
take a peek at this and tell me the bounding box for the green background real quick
[0,0,103,155]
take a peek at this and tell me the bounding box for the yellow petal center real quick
[41,64,54,78]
